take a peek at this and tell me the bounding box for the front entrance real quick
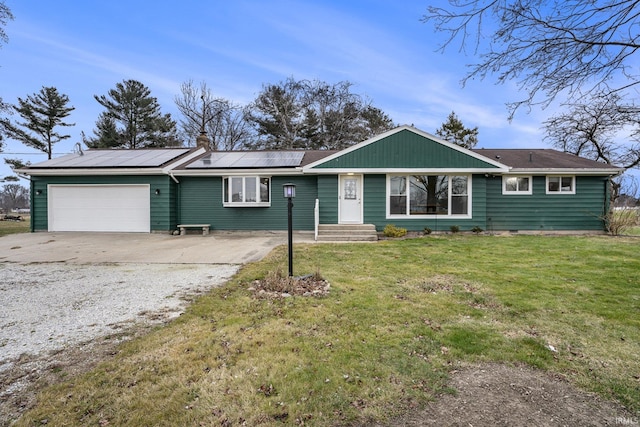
[339,174,363,224]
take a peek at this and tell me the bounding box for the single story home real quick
[19,126,622,238]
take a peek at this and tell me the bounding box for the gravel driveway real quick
[0,262,238,363]
[0,231,302,423]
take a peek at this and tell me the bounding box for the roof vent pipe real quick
[529,152,533,162]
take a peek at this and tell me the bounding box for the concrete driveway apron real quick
[0,231,314,264]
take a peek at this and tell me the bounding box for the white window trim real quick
[502,175,533,195]
[386,174,472,219]
[223,176,271,207]
[546,175,576,195]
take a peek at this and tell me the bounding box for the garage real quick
[48,184,151,232]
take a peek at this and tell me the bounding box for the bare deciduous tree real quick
[174,80,253,151]
[0,183,28,211]
[545,94,640,167]
[544,93,640,196]
[422,0,640,118]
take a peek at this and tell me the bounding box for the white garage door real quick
[48,185,151,232]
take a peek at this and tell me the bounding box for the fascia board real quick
[162,147,206,173]
[303,167,510,174]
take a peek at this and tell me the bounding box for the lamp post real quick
[283,183,296,277]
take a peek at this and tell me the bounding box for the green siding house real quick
[19,126,621,236]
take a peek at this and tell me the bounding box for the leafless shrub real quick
[604,208,639,236]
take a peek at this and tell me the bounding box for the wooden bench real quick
[177,224,210,236]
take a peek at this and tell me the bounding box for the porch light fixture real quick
[283,183,296,277]
[36,190,42,195]
[155,189,161,195]
[283,183,296,198]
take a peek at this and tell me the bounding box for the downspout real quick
[168,172,181,229]
[29,179,35,232]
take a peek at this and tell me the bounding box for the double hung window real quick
[546,176,575,194]
[502,176,532,195]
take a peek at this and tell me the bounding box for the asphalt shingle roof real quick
[473,149,620,171]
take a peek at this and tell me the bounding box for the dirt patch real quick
[248,271,330,298]
[380,363,638,427]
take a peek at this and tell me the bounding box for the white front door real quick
[339,175,362,224]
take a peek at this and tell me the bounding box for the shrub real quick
[471,226,484,234]
[423,227,432,235]
[449,225,460,234]
[383,224,407,238]
[604,208,639,236]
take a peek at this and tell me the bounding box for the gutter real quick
[13,168,170,176]
[170,167,305,177]
[506,168,623,176]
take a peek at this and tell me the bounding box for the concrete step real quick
[317,224,378,241]
[318,224,376,231]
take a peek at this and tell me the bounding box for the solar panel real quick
[31,149,192,168]
[187,151,305,169]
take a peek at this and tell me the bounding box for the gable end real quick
[304,126,507,172]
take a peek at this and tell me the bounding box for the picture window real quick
[223,176,271,206]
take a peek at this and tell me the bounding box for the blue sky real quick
[1,0,552,180]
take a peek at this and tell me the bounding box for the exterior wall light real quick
[36,190,42,195]
[155,189,161,195]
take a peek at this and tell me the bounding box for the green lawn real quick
[0,216,29,236]
[15,235,640,426]
[623,226,640,236]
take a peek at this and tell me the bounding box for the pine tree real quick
[435,111,478,149]
[4,86,75,159]
[83,113,120,148]
[90,79,180,149]
[246,78,395,150]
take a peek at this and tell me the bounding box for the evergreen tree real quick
[0,1,14,150]
[3,86,75,159]
[0,0,12,47]
[83,113,120,148]
[435,111,478,149]
[246,77,395,150]
[88,79,181,149]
